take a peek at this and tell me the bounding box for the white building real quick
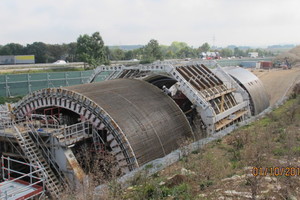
[248,52,258,58]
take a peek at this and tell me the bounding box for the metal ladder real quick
[12,122,63,199]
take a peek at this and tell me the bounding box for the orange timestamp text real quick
[252,167,300,176]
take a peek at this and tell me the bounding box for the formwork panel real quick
[223,66,270,115]
[66,79,193,165]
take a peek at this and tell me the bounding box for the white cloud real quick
[0,0,299,47]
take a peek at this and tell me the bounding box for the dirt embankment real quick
[251,67,300,105]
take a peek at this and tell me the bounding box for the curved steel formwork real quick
[223,66,270,115]
[12,79,193,173]
[87,63,252,133]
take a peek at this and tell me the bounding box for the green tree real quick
[199,42,210,52]
[169,41,188,56]
[141,39,163,63]
[124,50,134,60]
[220,48,233,57]
[24,42,48,63]
[47,44,68,62]
[109,48,125,60]
[0,43,25,55]
[76,32,108,67]
[177,46,197,58]
[66,42,78,62]
[233,47,246,57]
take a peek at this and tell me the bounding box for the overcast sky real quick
[0,0,299,47]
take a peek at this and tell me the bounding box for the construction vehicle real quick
[285,57,292,69]
[281,57,292,70]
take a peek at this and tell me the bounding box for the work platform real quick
[0,110,100,199]
[0,156,45,200]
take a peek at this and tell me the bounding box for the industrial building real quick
[0,61,269,199]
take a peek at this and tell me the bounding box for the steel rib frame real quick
[13,88,139,173]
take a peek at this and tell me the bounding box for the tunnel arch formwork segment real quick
[223,66,270,115]
[88,63,253,133]
[12,79,193,173]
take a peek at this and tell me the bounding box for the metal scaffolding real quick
[0,156,45,200]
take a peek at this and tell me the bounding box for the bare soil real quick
[251,67,300,105]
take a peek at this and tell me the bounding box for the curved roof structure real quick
[13,79,193,172]
[223,66,270,115]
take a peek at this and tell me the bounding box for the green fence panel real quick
[67,71,81,78]
[30,81,49,92]
[0,83,6,96]
[49,72,66,80]
[0,70,94,97]
[81,70,93,77]
[7,74,28,82]
[8,82,29,96]
[67,79,83,86]
[50,80,67,88]
[0,75,6,83]
[30,73,48,81]
[94,75,107,82]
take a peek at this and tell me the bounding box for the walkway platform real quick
[0,179,43,200]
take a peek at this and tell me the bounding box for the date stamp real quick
[252,167,300,176]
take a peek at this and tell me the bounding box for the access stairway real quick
[12,122,65,199]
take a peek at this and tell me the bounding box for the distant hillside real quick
[226,45,251,50]
[268,44,295,49]
[108,45,143,51]
[276,45,300,65]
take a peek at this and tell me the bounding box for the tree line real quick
[0,32,274,67]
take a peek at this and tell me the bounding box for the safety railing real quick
[28,114,61,131]
[59,121,92,146]
[0,156,45,200]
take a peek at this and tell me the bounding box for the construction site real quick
[0,60,300,199]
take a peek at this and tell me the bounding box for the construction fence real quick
[0,71,95,97]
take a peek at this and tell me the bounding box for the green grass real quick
[0,96,23,104]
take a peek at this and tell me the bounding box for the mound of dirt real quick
[276,45,300,65]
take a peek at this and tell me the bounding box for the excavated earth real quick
[251,67,300,105]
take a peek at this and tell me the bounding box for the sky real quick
[0,0,299,47]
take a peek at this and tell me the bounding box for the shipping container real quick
[260,61,272,69]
